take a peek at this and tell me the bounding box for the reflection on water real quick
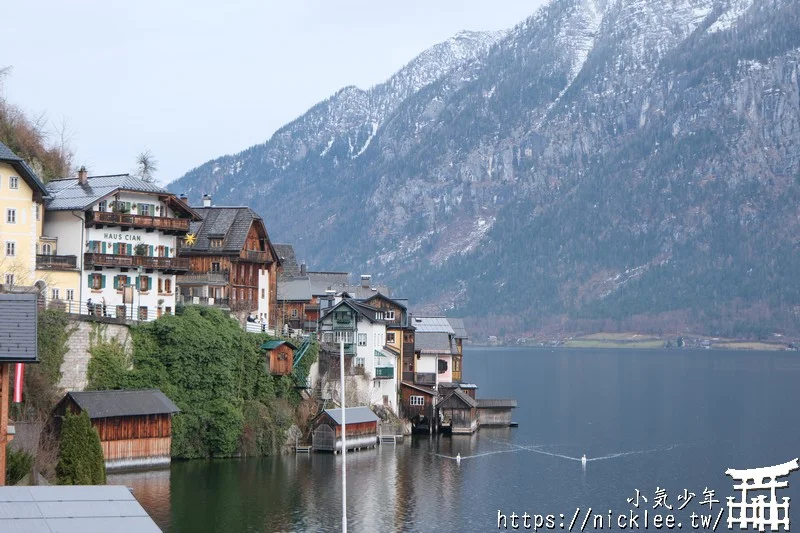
[115,348,800,532]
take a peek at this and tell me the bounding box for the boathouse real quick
[261,339,298,376]
[477,398,518,427]
[312,406,379,453]
[53,389,179,471]
[438,388,478,434]
[400,382,437,433]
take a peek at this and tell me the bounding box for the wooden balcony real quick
[88,211,190,233]
[36,254,77,270]
[239,249,269,263]
[414,372,436,386]
[375,366,394,379]
[177,271,229,285]
[84,253,189,272]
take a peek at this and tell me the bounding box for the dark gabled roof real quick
[65,389,179,418]
[274,243,300,279]
[0,141,48,200]
[477,399,518,409]
[45,174,200,218]
[277,278,312,301]
[0,485,161,532]
[261,340,298,351]
[415,332,458,354]
[363,292,407,310]
[319,298,386,324]
[182,207,279,263]
[307,271,350,295]
[0,293,39,363]
[447,318,468,339]
[321,406,379,425]
[400,381,437,396]
[440,389,478,409]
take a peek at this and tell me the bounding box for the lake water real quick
[111,347,800,532]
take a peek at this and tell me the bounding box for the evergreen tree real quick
[56,411,106,485]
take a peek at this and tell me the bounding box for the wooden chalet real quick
[311,407,379,453]
[477,399,518,427]
[400,382,437,433]
[261,339,298,376]
[363,292,415,384]
[176,198,280,325]
[53,389,179,471]
[438,388,478,434]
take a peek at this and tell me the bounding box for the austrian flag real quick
[13,362,24,403]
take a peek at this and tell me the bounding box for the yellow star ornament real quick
[184,233,196,246]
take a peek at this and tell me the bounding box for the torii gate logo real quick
[726,458,799,531]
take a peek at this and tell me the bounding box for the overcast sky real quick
[1,1,545,184]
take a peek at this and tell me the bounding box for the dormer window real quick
[385,310,395,320]
[210,239,223,248]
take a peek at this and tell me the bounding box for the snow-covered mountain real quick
[172,0,800,338]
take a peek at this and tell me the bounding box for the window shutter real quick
[87,273,92,286]
[136,276,140,289]
[101,241,107,254]
[127,244,132,255]
[127,276,131,286]
[114,276,119,289]
[165,246,170,257]
[101,275,106,289]
[145,276,151,291]
[149,245,154,256]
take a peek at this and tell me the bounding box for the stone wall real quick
[57,318,132,392]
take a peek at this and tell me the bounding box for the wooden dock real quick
[295,444,312,454]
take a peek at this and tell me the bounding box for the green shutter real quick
[127,276,131,285]
[147,276,152,291]
[87,274,92,286]
[149,245,154,256]
[101,241,107,254]
[113,276,119,289]
[101,275,106,289]
[165,246,170,257]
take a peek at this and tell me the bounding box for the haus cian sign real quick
[103,232,143,242]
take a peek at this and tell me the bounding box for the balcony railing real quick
[84,253,189,272]
[88,211,190,232]
[177,271,230,285]
[36,254,77,270]
[239,249,269,263]
[375,366,394,379]
[414,372,436,386]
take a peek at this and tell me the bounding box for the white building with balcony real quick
[43,169,199,320]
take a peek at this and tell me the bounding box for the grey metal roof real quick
[477,399,518,408]
[447,318,468,339]
[0,294,38,363]
[45,174,171,211]
[277,278,312,301]
[65,389,179,418]
[323,406,380,425]
[0,142,48,199]
[307,271,350,295]
[0,485,161,532]
[274,243,300,279]
[411,317,456,334]
[415,332,457,354]
[341,285,392,299]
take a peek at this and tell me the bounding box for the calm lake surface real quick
[110,347,800,532]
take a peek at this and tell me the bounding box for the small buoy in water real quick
[581,454,587,467]
[456,453,461,463]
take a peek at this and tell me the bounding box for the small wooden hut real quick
[477,398,518,427]
[53,389,179,471]
[261,340,298,376]
[438,389,478,434]
[312,407,379,453]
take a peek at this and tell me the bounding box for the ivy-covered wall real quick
[86,306,317,459]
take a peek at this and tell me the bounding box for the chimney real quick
[360,274,371,288]
[77,166,88,185]
[179,193,188,201]
[300,263,307,276]
[202,194,212,207]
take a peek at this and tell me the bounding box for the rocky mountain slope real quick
[172,0,800,338]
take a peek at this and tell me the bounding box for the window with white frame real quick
[9,176,18,189]
[66,289,74,301]
[97,200,107,212]
[5,242,15,257]
[355,357,365,368]
[51,288,60,300]
[41,243,52,255]
[410,395,425,406]
[387,332,396,344]
[358,333,367,346]
[4,273,14,285]
[6,209,16,223]
[385,310,395,320]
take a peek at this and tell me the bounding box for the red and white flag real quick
[13,362,24,403]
